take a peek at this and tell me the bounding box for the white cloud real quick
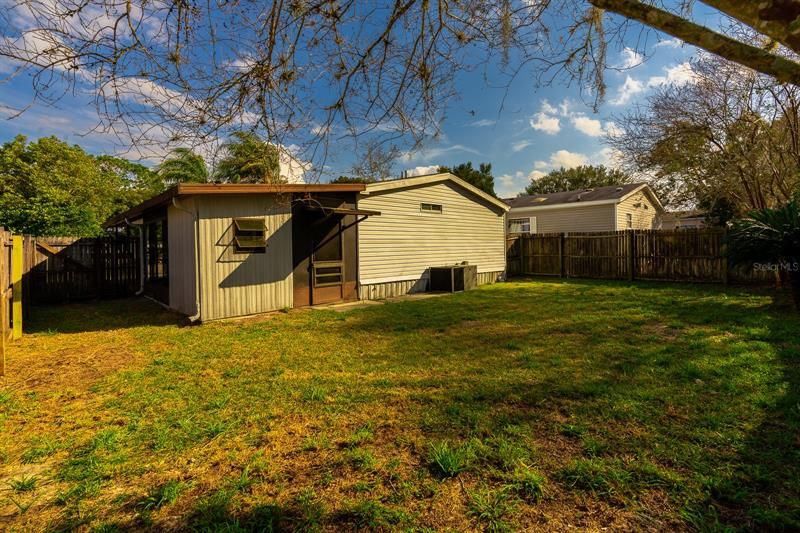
[511,140,533,152]
[618,47,644,69]
[610,75,645,105]
[405,165,440,177]
[399,143,481,163]
[647,62,697,87]
[610,62,697,106]
[541,99,558,115]
[655,38,683,49]
[549,149,588,169]
[530,112,560,135]
[469,118,496,127]
[604,121,623,138]
[528,170,546,181]
[594,147,624,169]
[571,115,604,137]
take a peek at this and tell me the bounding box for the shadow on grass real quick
[344,278,800,528]
[24,297,180,334]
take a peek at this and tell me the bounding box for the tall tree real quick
[214,132,282,184]
[96,155,165,212]
[524,165,631,195]
[3,0,800,166]
[610,52,800,215]
[0,136,124,236]
[350,141,399,182]
[157,148,209,185]
[438,162,496,196]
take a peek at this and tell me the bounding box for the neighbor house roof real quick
[106,183,367,227]
[360,172,510,212]
[661,209,706,222]
[503,183,663,212]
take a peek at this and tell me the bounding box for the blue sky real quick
[0,6,703,197]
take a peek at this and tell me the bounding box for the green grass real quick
[1,279,798,530]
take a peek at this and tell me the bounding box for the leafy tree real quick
[215,132,282,184]
[611,52,800,213]
[330,175,373,184]
[438,162,495,197]
[524,165,631,195]
[728,200,800,310]
[157,148,209,185]
[96,155,165,214]
[0,136,122,236]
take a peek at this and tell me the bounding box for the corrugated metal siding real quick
[357,181,506,284]
[196,195,293,321]
[167,202,197,315]
[360,270,504,300]
[616,192,659,230]
[509,204,616,233]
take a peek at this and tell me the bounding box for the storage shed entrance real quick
[291,193,379,307]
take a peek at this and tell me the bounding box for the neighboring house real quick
[660,210,708,230]
[106,183,378,321]
[503,183,664,234]
[356,173,510,299]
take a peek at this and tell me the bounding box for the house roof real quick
[503,183,663,211]
[105,183,367,227]
[661,209,706,222]
[360,172,510,212]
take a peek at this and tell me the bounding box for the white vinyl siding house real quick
[357,173,509,299]
[505,184,663,234]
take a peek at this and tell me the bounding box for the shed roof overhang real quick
[105,183,368,227]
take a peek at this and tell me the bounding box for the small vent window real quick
[420,203,443,214]
[233,218,267,253]
[626,213,633,229]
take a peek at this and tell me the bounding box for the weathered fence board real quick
[507,229,770,284]
[24,236,140,304]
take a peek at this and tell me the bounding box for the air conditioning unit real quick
[429,264,478,293]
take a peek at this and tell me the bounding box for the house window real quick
[508,217,536,234]
[626,213,633,229]
[233,218,267,253]
[420,203,443,214]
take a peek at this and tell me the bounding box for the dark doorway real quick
[291,193,372,307]
[143,210,169,305]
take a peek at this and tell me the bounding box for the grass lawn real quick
[1,279,799,531]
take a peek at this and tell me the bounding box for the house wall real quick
[195,195,294,321]
[508,203,617,234]
[357,181,506,298]
[167,201,197,316]
[615,190,660,230]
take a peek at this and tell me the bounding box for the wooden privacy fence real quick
[507,229,772,284]
[23,236,141,304]
[1,229,23,376]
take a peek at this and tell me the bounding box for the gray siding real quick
[357,181,507,287]
[508,203,616,234]
[167,202,197,316]
[359,270,504,300]
[196,195,293,321]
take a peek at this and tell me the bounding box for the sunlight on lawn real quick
[0,280,798,531]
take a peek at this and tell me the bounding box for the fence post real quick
[721,229,729,285]
[11,235,22,340]
[559,233,565,278]
[627,230,635,281]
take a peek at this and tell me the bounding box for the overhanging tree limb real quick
[700,0,800,54]
[590,0,800,84]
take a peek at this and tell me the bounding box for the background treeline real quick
[0,132,282,236]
